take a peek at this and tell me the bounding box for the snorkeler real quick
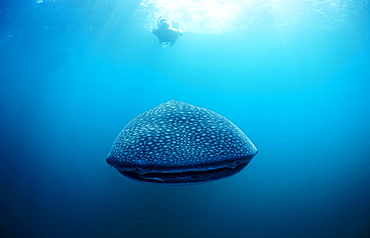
[152,16,183,48]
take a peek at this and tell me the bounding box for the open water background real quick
[1,1,369,237]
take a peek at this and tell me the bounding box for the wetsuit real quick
[152,28,182,46]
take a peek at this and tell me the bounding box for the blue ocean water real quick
[1,0,369,237]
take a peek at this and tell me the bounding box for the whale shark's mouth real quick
[119,163,248,184]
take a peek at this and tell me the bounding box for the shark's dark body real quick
[106,100,257,184]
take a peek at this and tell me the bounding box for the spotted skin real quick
[106,100,257,184]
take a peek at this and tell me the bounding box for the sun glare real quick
[138,0,361,33]
[140,0,242,33]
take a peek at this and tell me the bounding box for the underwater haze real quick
[1,0,369,237]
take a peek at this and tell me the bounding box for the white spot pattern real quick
[107,100,257,172]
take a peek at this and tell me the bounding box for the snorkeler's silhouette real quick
[152,16,183,48]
